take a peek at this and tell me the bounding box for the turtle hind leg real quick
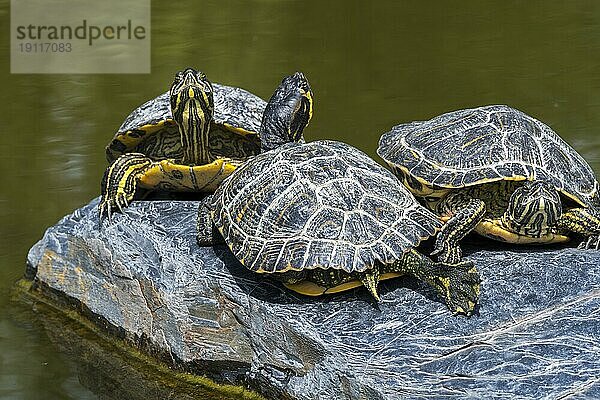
[432,195,486,264]
[386,249,481,316]
[558,207,600,249]
[99,153,153,220]
[196,195,224,246]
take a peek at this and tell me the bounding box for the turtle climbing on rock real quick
[100,67,266,219]
[197,72,480,315]
[377,105,600,264]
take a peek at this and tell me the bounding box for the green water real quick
[2,1,600,398]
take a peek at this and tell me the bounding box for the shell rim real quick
[389,162,588,208]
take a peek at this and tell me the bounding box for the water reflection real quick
[8,288,258,400]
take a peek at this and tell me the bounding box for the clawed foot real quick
[99,188,134,221]
[429,260,481,316]
[99,153,150,221]
[578,235,600,250]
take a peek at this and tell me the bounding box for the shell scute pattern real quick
[213,140,442,273]
[317,179,365,211]
[118,92,172,134]
[357,195,400,225]
[263,185,318,237]
[342,212,384,244]
[110,84,267,161]
[118,84,266,136]
[212,84,266,133]
[378,105,599,206]
[306,208,344,239]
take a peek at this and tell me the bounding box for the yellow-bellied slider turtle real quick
[197,73,480,315]
[99,67,266,218]
[377,105,600,263]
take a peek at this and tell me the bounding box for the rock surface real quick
[27,198,600,400]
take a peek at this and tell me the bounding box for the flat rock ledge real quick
[27,198,600,400]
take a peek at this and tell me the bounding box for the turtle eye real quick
[172,71,184,85]
[201,79,213,94]
[196,71,207,81]
[170,71,186,96]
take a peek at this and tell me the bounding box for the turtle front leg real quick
[557,207,600,249]
[431,194,486,264]
[99,153,153,220]
[385,249,481,315]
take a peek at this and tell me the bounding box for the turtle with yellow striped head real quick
[378,105,600,264]
[100,67,265,219]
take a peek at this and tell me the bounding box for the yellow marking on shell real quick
[439,215,570,243]
[474,219,570,244]
[439,276,451,291]
[221,123,258,136]
[390,163,440,196]
[392,163,526,194]
[559,190,588,208]
[138,158,238,192]
[462,135,489,149]
[393,162,589,210]
[395,161,590,206]
[283,272,403,296]
[109,120,176,156]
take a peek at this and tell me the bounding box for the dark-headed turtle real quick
[99,67,266,218]
[378,105,600,263]
[197,73,480,315]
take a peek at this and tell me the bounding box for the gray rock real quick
[27,198,600,400]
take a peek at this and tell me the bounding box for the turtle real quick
[99,67,267,219]
[377,104,600,264]
[197,72,480,315]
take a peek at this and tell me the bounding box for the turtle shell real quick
[378,105,600,207]
[212,140,442,274]
[106,83,266,162]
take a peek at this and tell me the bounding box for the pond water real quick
[2,1,600,398]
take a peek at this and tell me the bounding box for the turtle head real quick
[260,72,313,152]
[169,68,214,165]
[503,180,562,237]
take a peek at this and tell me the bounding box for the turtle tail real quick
[357,268,381,301]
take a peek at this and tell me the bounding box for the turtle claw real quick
[579,235,600,250]
[116,195,125,214]
[99,152,151,222]
[98,198,110,222]
[430,260,481,316]
[98,188,135,222]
